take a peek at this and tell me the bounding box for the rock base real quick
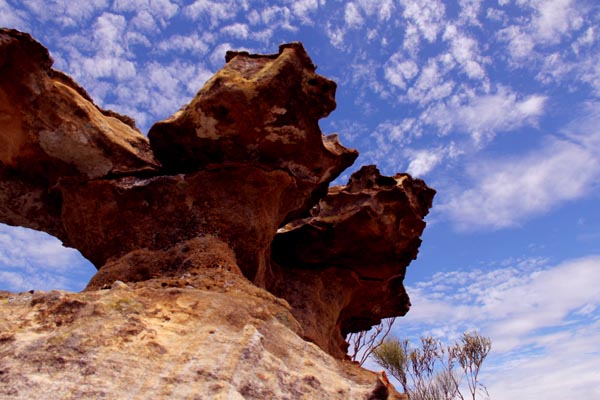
[0,251,404,399]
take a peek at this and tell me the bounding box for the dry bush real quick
[372,331,491,400]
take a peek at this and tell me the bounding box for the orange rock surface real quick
[0,28,433,399]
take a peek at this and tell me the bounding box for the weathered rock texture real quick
[0,28,434,398]
[270,165,434,358]
[0,29,159,240]
[0,250,402,399]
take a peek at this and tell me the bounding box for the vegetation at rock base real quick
[371,331,492,400]
[347,317,397,365]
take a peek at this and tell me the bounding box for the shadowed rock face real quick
[270,165,435,358]
[0,27,435,364]
[0,29,159,240]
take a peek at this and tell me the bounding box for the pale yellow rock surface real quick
[0,254,404,399]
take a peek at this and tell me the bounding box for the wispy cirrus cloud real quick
[442,23,488,81]
[497,0,587,64]
[440,131,599,230]
[397,255,600,400]
[406,144,462,177]
[361,85,546,178]
[436,103,600,231]
[0,0,28,29]
[405,57,456,106]
[423,87,547,143]
[156,32,212,55]
[183,0,240,27]
[400,0,446,44]
[384,53,419,90]
[290,0,321,25]
[0,224,95,292]
[20,0,108,27]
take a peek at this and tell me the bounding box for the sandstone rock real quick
[270,165,435,358]
[59,167,302,283]
[0,28,159,238]
[0,28,434,398]
[0,254,404,399]
[148,42,358,223]
[0,30,358,287]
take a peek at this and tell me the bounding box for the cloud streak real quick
[441,117,600,230]
[398,255,600,399]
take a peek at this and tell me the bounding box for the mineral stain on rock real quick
[0,28,434,399]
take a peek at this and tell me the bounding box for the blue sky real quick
[1,1,599,398]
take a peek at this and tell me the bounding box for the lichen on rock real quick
[0,28,434,399]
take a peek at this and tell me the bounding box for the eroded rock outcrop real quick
[270,165,434,358]
[0,28,433,398]
[0,254,402,399]
[0,29,159,240]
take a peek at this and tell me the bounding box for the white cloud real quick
[344,2,364,28]
[81,56,136,80]
[441,134,599,230]
[485,324,600,400]
[246,9,261,25]
[528,0,583,43]
[325,22,346,50]
[485,7,505,22]
[400,255,600,399]
[156,32,211,55]
[402,23,421,54]
[400,0,446,43]
[112,0,179,20]
[423,87,546,143]
[361,123,409,174]
[361,119,457,175]
[221,22,249,39]
[131,10,158,32]
[92,12,128,55]
[498,0,585,64]
[458,0,483,26]
[406,148,444,177]
[0,224,94,292]
[108,60,212,132]
[498,25,536,61]
[384,53,419,89]
[572,26,596,54]
[406,58,455,106]
[210,42,234,67]
[291,0,319,24]
[21,0,108,27]
[404,142,464,178]
[183,0,239,27]
[57,13,139,82]
[260,5,296,32]
[442,24,487,80]
[372,120,415,146]
[0,225,80,271]
[364,0,395,21]
[0,0,28,29]
[538,38,600,97]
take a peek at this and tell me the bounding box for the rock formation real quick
[0,251,403,399]
[270,165,434,358]
[0,28,434,398]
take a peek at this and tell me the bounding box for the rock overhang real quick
[0,28,435,360]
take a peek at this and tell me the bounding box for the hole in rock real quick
[0,223,96,292]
